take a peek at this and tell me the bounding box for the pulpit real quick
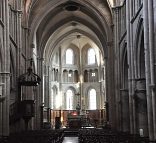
[18,59,41,130]
[20,100,35,130]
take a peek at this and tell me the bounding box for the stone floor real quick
[62,137,79,143]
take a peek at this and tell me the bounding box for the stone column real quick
[34,58,44,129]
[59,47,62,115]
[51,68,54,81]
[143,0,154,140]
[120,89,130,132]
[72,71,75,82]
[135,79,148,136]
[0,73,10,137]
[0,87,3,137]
[148,0,156,140]
[113,6,121,131]
[105,40,115,128]
[87,71,89,82]
[0,0,10,137]
[129,0,137,134]
[126,0,136,134]
[67,70,69,83]
[48,66,50,107]
[16,1,22,77]
[43,65,49,107]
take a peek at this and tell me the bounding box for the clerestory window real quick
[88,48,95,65]
[66,48,74,64]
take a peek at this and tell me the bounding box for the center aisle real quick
[62,137,79,143]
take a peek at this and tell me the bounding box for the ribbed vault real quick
[27,0,113,65]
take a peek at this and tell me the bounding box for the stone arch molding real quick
[64,86,77,94]
[47,28,105,66]
[134,17,144,78]
[27,0,113,63]
[85,86,97,96]
[119,41,127,87]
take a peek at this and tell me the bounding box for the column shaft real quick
[121,89,130,132]
[135,79,148,136]
[126,1,135,134]
[148,0,156,140]
[143,0,154,140]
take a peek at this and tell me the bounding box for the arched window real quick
[52,87,60,109]
[89,89,97,110]
[88,48,95,65]
[66,48,73,64]
[66,89,74,110]
[50,88,54,109]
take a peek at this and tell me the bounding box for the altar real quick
[67,112,82,128]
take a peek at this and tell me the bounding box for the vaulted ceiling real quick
[25,0,114,64]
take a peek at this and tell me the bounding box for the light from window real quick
[51,89,54,109]
[68,73,72,77]
[66,89,74,110]
[88,48,95,65]
[66,49,73,64]
[55,95,61,109]
[89,89,96,110]
[92,72,95,77]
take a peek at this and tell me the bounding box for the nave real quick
[1,0,156,142]
[3,128,150,143]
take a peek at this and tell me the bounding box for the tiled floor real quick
[62,137,79,143]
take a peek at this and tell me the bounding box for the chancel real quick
[0,0,156,143]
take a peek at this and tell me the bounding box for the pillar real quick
[16,0,22,77]
[120,89,130,132]
[34,58,44,129]
[0,73,10,137]
[113,6,121,131]
[148,0,156,140]
[0,0,10,137]
[135,79,148,136]
[126,0,136,134]
[72,71,75,82]
[105,41,115,129]
[87,71,89,82]
[143,0,154,140]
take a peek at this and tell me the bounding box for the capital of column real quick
[107,41,113,47]
[120,89,128,92]
[0,72,10,77]
[9,5,22,15]
[112,6,121,14]
[135,78,146,90]
[149,84,155,90]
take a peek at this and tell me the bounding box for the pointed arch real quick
[134,17,144,78]
[10,47,16,90]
